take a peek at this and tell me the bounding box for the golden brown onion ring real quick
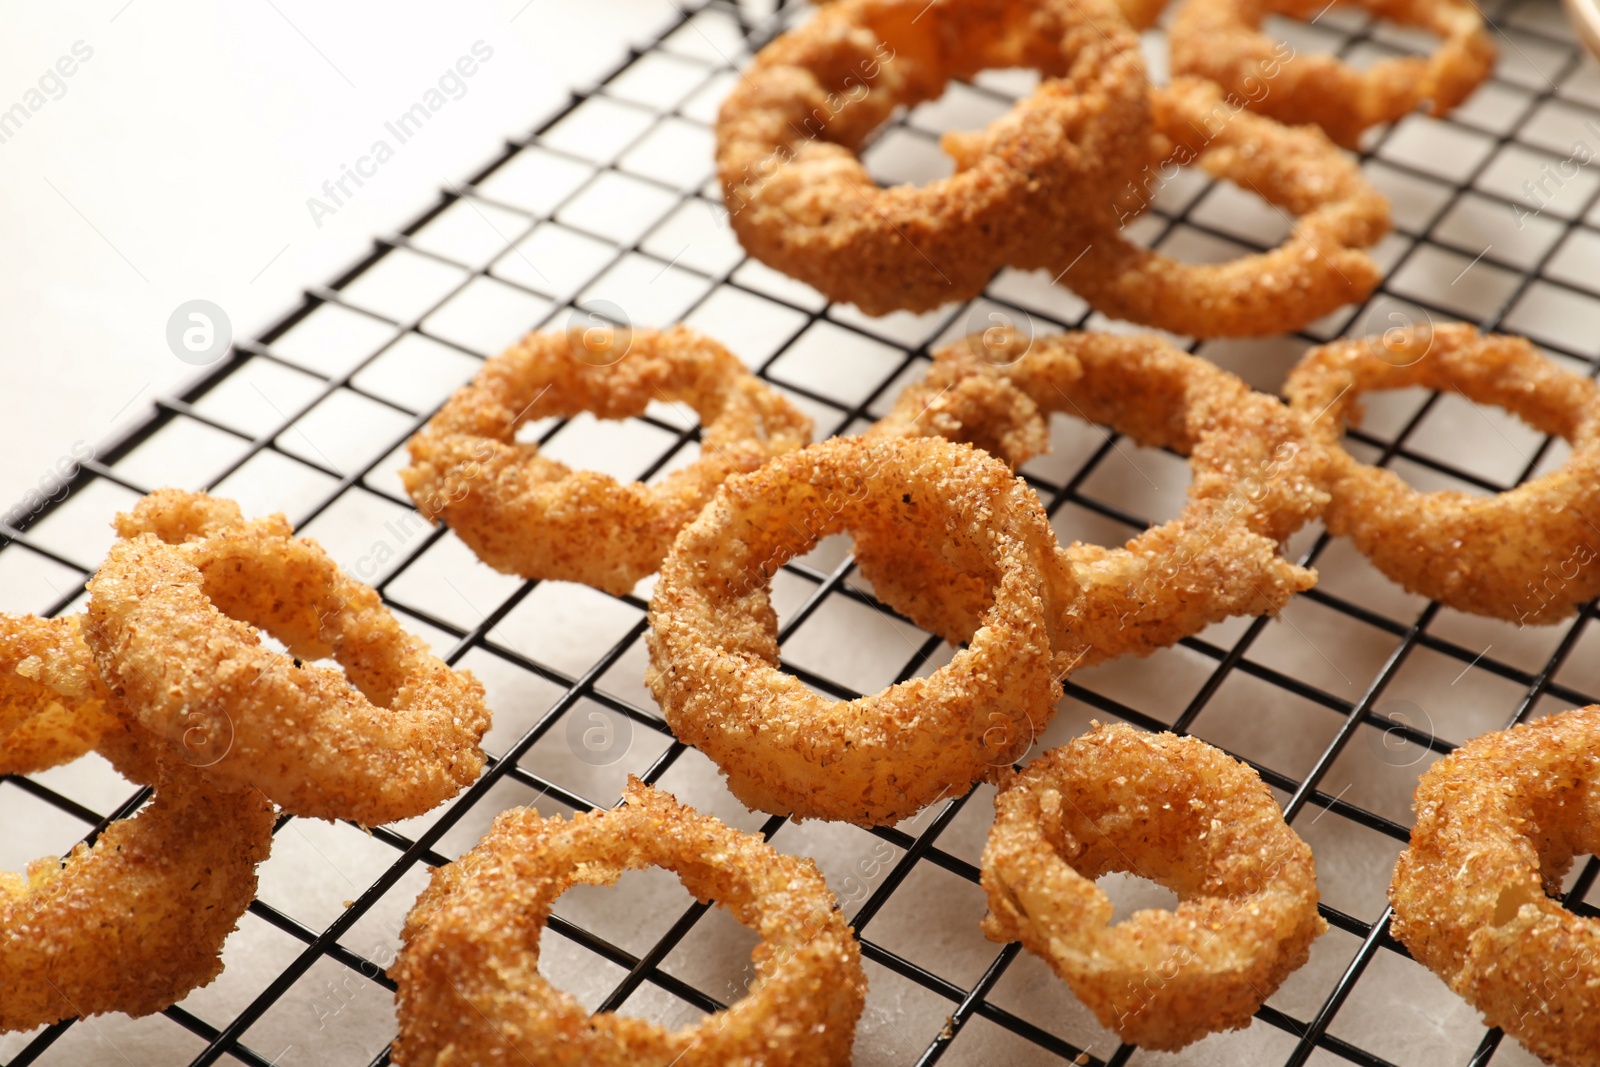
[0,615,117,775]
[1285,323,1600,623]
[1061,77,1390,338]
[391,779,864,1066]
[85,490,490,826]
[1390,705,1600,1067]
[0,752,274,1030]
[717,0,1151,314]
[862,328,1325,666]
[813,0,1170,27]
[981,723,1325,1050]
[1170,0,1494,149]
[647,435,1078,826]
[402,327,812,596]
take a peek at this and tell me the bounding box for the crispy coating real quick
[402,327,812,596]
[1390,706,1600,1067]
[0,612,168,784]
[115,486,247,543]
[981,723,1325,1050]
[85,491,491,826]
[1171,0,1494,148]
[391,779,864,1066]
[0,761,276,1031]
[1118,0,1171,26]
[1286,323,1600,623]
[0,614,116,774]
[647,436,1079,826]
[1062,77,1390,338]
[815,0,1169,26]
[862,329,1325,665]
[717,0,1151,315]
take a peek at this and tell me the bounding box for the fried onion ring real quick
[814,0,1169,27]
[1060,77,1390,338]
[1118,0,1171,27]
[1170,0,1495,149]
[646,435,1077,826]
[402,327,812,596]
[1285,323,1600,624]
[981,722,1325,1050]
[861,328,1325,666]
[85,490,491,826]
[1,748,275,1029]
[391,778,864,1066]
[717,0,1151,315]
[1390,705,1600,1067]
[0,614,116,775]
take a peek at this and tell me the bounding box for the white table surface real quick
[0,0,685,510]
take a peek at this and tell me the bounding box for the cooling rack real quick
[4,0,1600,1063]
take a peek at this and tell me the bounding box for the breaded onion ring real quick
[402,327,811,596]
[981,723,1325,1050]
[1,758,275,1030]
[717,0,1151,315]
[814,0,1169,26]
[0,614,116,775]
[85,490,491,826]
[391,779,864,1066]
[0,612,169,784]
[861,329,1325,666]
[1062,77,1390,338]
[1171,0,1494,149]
[1390,705,1600,1067]
[1118,0,1171,27]
[1286,324,1600,624]
[646,435,1078,826]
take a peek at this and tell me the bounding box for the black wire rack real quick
[3,0,1600,1063]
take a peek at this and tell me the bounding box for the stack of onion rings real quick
[647,435,1078,826]
[1059,77,1390,338]
[391,778,864,1066]
[862,328,1326,665]
[1390,705,1600,1067]
[1285,323,1600,623]
[86,489,491,826]
[402,326,812,596]
[981,723,1325,1050]
[1171,0,1495,149]
[716,0,1151,315]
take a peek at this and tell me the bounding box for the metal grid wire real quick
[3,0,1600,1063]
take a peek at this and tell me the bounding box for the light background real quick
[0,0,682,507]
[4,0,1600,1065]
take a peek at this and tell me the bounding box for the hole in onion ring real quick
[1098,870,1183,925]
[1064,437,1194,529]
[548,866,707,1020]
[857,67,1064,189]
